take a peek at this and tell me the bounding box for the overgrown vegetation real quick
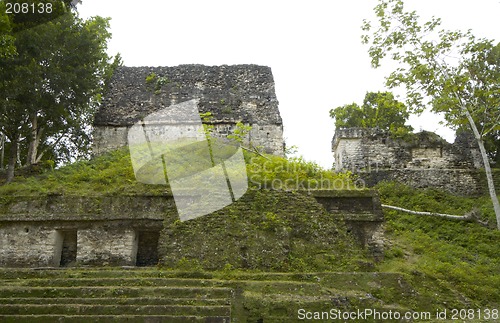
[330,91,413,139]
[1,148,499,309]
[363,0,500,229]
[145,72,170,94]
[0,148,143,197]
[160,189,369,272]
[0,148,355,196]
[0,2,120,182]
[246,154,355,190]
[376,181,500,307]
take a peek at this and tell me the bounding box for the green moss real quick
[0,268,496,320]
[159,189,369,272]
[3,148,498,316]
[246,154,355,191]
[145,72,157,84]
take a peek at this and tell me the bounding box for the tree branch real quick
[35,132,68,164]
[240,145,270,160]
[483,113,500,136]
[382,204,489,226]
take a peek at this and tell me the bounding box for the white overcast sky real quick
[78,0,499,168]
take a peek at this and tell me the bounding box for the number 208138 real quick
[6,2,53,14]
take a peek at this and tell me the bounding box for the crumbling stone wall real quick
[0,195,167,267]
[0,221,158,267]
[77,226,137,266]
[0,190,385,268]
[160,189,384,270]
[0,223,61,267]
[332,128,483,195]
[93,65,284,156]
[309,190,384,261]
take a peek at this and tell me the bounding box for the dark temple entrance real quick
[59,230,77,267]
[135,231,160,267]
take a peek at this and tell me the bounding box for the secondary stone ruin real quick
[332,127,484,195]
[93,64,285,156]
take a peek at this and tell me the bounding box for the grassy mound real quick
[0,148,355,197]
[376,181,500,307]
[160,189,369,272]
[0,149,148,197]
[1,148,499,311]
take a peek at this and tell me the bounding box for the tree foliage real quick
[362,0,500,229]
[0,0,120,182]
[484,130,500,166]
[0,2,16,59]
[330,91,413,137]
[7,0,69,33]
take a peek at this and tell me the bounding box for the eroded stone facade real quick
[332,128,483,195]
[0,222,156,267]
[93,65,285,156]
[0,195,168,267]
[0,191,384,267]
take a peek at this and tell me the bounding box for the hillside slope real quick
[0,150,499,321]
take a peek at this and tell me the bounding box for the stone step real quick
[0,269,393,281]
[0,269,214,280]
[0,270,419,322]
[2,278,323,295]
[0,315,230,323]
[0,297,230,306]
[2,277,228,288]
[0,286,233,299]
[0,304,231,316]
[0,269,407,287]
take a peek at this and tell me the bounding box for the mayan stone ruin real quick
[93,64,285,156]
[1,65,385,268]
[332,127,486,195]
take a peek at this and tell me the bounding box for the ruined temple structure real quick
[0,191,384,267]
[1,66,392,269]
[93,64,285,156]
[332,128,484,195]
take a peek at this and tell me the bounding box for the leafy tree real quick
[0,3,16,59]
[330,91,413,136]
[459,126,500,168]
[362,0,500,229]
[484,130,500,167]
[7,0,71,33]
[0,0,119,182]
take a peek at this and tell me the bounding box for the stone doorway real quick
[57,230,77,267]
[135,231,160,267]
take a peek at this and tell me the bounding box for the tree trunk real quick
[0,132,5,170]
[464,109,500,230]
[6,136,18,183]
[382,204,470,220]
[26,112,41,166]
[381,204,487,225]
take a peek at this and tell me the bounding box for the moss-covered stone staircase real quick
[0,269,232,322]
[0,268,423,322]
